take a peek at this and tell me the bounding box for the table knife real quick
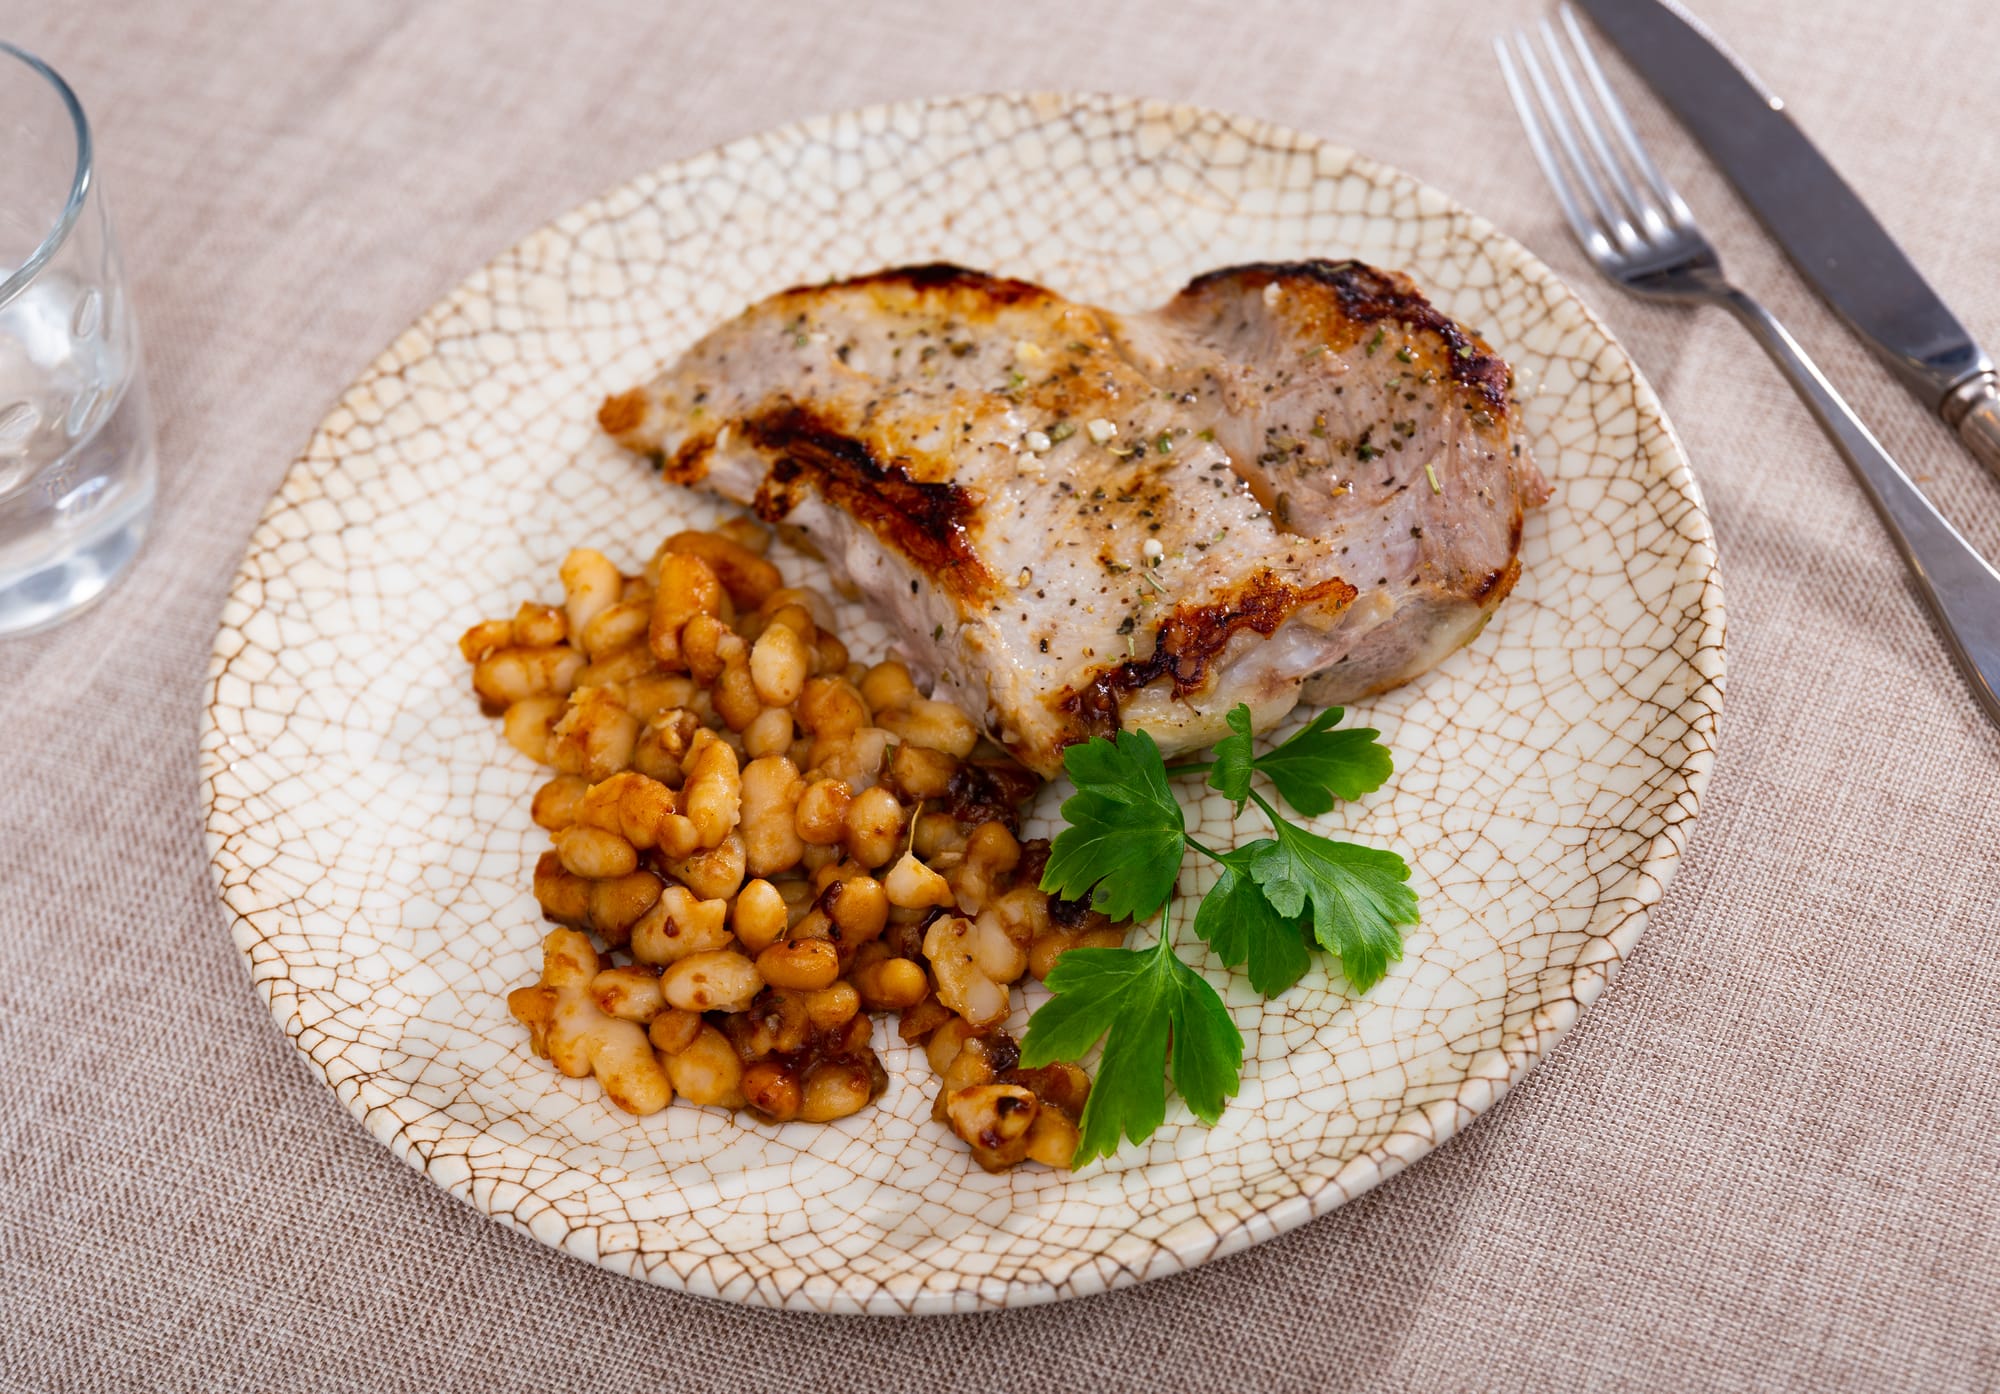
[1574,0,2000,482]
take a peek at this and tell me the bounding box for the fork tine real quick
[1513,29,1639,252]
[1537,15,1662,239]
[1558,4,1696,229]
[1494,33,1614,262]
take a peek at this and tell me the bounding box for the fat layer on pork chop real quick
[599,260,1549,776]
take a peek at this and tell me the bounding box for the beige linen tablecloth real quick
[5,1,1997,1388]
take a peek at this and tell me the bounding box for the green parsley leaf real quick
[1253,707,1394,816]
[1192,845,1312,996]
[1242,793,1417,993]
[1205,704,1256,811]
[1022,707,1420,1164]
[1019,941,1243,1166]
[1039,729,1185,922]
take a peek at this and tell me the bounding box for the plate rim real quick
[200,89,1727,1314]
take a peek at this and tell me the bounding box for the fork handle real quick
[1720,288,2000,727]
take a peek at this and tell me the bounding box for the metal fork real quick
[1498,6,2000,729]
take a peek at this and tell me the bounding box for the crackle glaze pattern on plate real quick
[200,93,1724,1314]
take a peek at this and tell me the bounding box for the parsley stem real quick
[1163,759,1213,776]
[1185,837,1230,863]
[1246,789,1283,829]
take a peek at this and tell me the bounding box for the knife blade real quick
[1574,0,2000,480]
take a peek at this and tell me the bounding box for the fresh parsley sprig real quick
[1020,910,1243,1167]
[1207,704,1396,816]
[1037,730,1185,923]
[1019,703,1419,1167]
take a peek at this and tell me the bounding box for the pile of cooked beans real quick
[458,521,1126,1170]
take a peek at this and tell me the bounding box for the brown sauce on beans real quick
[467,522,1128,1171]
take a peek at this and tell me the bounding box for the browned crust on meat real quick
[1458,497,1529,606]
[599,387,711,483]
[1181,259,1513,418]
[1055,570,1359,738]
[775,263,1058,312]
[1472,557,1522,605]
[659,435,713,485]
[743,404,995,599]
[598,388,648,437]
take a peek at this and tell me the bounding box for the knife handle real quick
[1946,377,2000,485]
[1721,289,2000,728]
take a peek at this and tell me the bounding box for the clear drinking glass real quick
[0,43,154,635]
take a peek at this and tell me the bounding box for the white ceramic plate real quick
[201,93,1724,1314]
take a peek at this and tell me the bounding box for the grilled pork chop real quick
[600,261,1548,776]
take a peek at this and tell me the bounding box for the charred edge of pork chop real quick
[598,388,696,479]
[1477,554,1523,605]
[1179,259,1515,420]
[743,403,998,600]
[772,262,1057,308]
[1056,569,1359,738]
[598,386,650,444]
